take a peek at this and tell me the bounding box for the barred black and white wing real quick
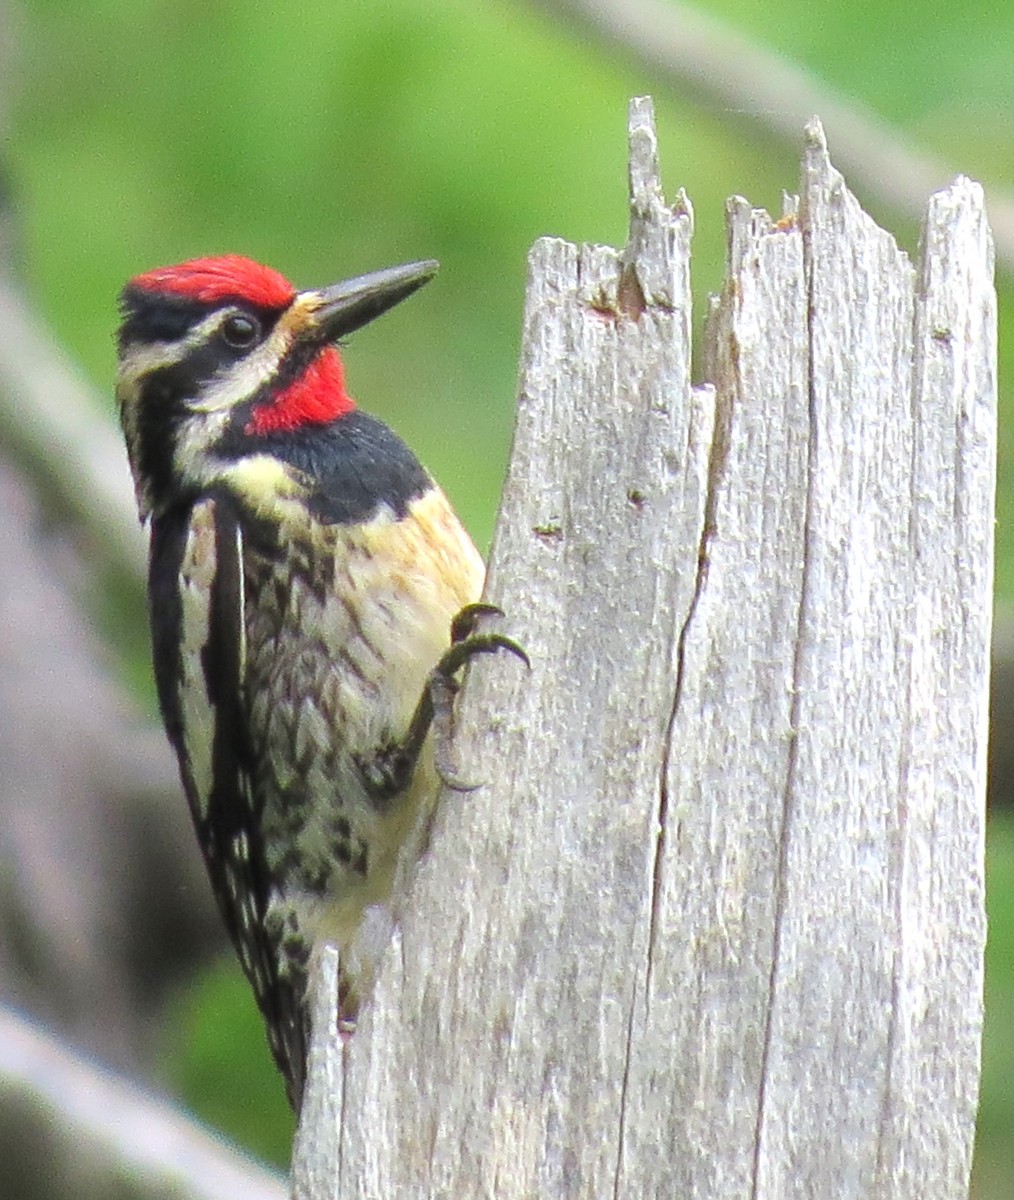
[148,496,307,1108]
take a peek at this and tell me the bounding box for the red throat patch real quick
[247,348,355,435]
[130,255,296,308]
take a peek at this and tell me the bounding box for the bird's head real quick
[116,254,437,519]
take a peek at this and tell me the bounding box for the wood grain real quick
[292,99,994,1200]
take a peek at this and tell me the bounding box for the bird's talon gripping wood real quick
[366,623,528,795]
[428,626,529,790]
[116,253,496,1111]
[449,600,506,644]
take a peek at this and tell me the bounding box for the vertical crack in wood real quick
[748,185,819,1200]
[649,384,725,1006]
[613,442,714,1198]
[612,93,708,1200]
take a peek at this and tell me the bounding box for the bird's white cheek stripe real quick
[188,321,296,414]
[189,291,318,415]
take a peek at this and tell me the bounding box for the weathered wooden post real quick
[292,97,994,1200]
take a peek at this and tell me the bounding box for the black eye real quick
[221,313,261,349]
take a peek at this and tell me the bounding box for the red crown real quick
[130,255,295,308]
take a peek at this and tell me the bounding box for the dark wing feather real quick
[148,498,306,1109]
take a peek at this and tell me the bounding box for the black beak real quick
[304,259,439,342]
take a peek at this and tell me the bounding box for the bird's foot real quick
[360,604,528,798]
[431,604,529,789]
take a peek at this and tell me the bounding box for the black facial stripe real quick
[125,298,286,508]
[243,336,324,413]
[215,409,433,525]
[144,336,250,400]
[130,337,247,509]
[118,287,283,352]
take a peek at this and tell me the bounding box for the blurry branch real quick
[0,265,223,1069]
[0,460,222,1073]
[534,0,1014,275]
[0,273,145,589]
[0,1005,286,1200]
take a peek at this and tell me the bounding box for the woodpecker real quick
[116,254,521,1110]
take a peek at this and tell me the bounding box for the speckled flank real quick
[240,483,484,1016]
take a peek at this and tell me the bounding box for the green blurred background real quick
[4,0,1012,1193]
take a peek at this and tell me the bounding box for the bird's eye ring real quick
[221,313,261,349]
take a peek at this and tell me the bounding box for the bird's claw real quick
[450,601,506,644]
[360,604,529,798]
[430,607,529,790]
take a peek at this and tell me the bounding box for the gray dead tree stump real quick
[292,98,995,1200]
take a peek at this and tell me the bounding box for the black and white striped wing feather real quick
[148,495,306,1106]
